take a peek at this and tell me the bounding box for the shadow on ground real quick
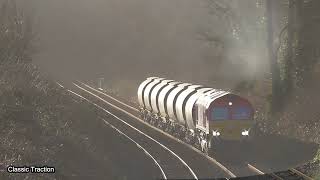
[211,133,318,176]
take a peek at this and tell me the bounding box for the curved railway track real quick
[61,81,237,179]
[248,163,314,180]
[67,89,198,179]
[73,81,239,178]
[60,80,315,179]
[67,90,166,179]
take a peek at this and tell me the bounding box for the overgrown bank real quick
[0,1,158,179]
[0,63,112,179]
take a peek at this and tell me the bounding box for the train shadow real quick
[210,133,319,172]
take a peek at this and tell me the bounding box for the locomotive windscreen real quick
[210,106,252,120]
[232,107,252,120]
[211,107,228,120]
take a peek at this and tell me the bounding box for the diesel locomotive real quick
[138,77,254,153]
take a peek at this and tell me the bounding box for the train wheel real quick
[184,133,191,144]
[156,121,161,129]
[200,139,209,155]
[167,127,172,134]
[164,124,169,131]
[166,126,173,134]
[194,137,201,150]
[180,133,186,140]
[161,123,167,131]
[163,124,168,132]
[156,121,162,129]
[203,146,209,155]
[150,119,155,126]
[183,136,189,144]
[173,131,179,138]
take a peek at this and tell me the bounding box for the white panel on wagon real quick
[158,81,181,118]
[143,78,165,111]
[138,77,159,108]
[166,83,191,124]
[150,79,174,113]
[175,85,203,128]
[184,88,213,129]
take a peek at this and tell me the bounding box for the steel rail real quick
[248,163,314,180]
[72,83,199,179]
[67,90,167,179]
[75,81,237,178]
[289,168,314,180]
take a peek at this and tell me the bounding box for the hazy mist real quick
[19,0,272,95]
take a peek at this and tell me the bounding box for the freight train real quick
[138,77,254,153]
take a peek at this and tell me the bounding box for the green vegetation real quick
[314,149,320,163]
[1,0,319,178]
[203,1,320,148]
[0,1,126,179]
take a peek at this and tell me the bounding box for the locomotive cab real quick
[195,93,254,141]
[207,94,254,141]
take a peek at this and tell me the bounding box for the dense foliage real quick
[200,0,320,145]
[0,1,133,179]
[0,0,319,178]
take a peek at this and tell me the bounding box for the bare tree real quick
[283,0,295,94]
[0,0,36,65]
[266,0,282,113]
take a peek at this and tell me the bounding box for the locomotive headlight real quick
[212,130,221,137]
[241,130,249,136]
